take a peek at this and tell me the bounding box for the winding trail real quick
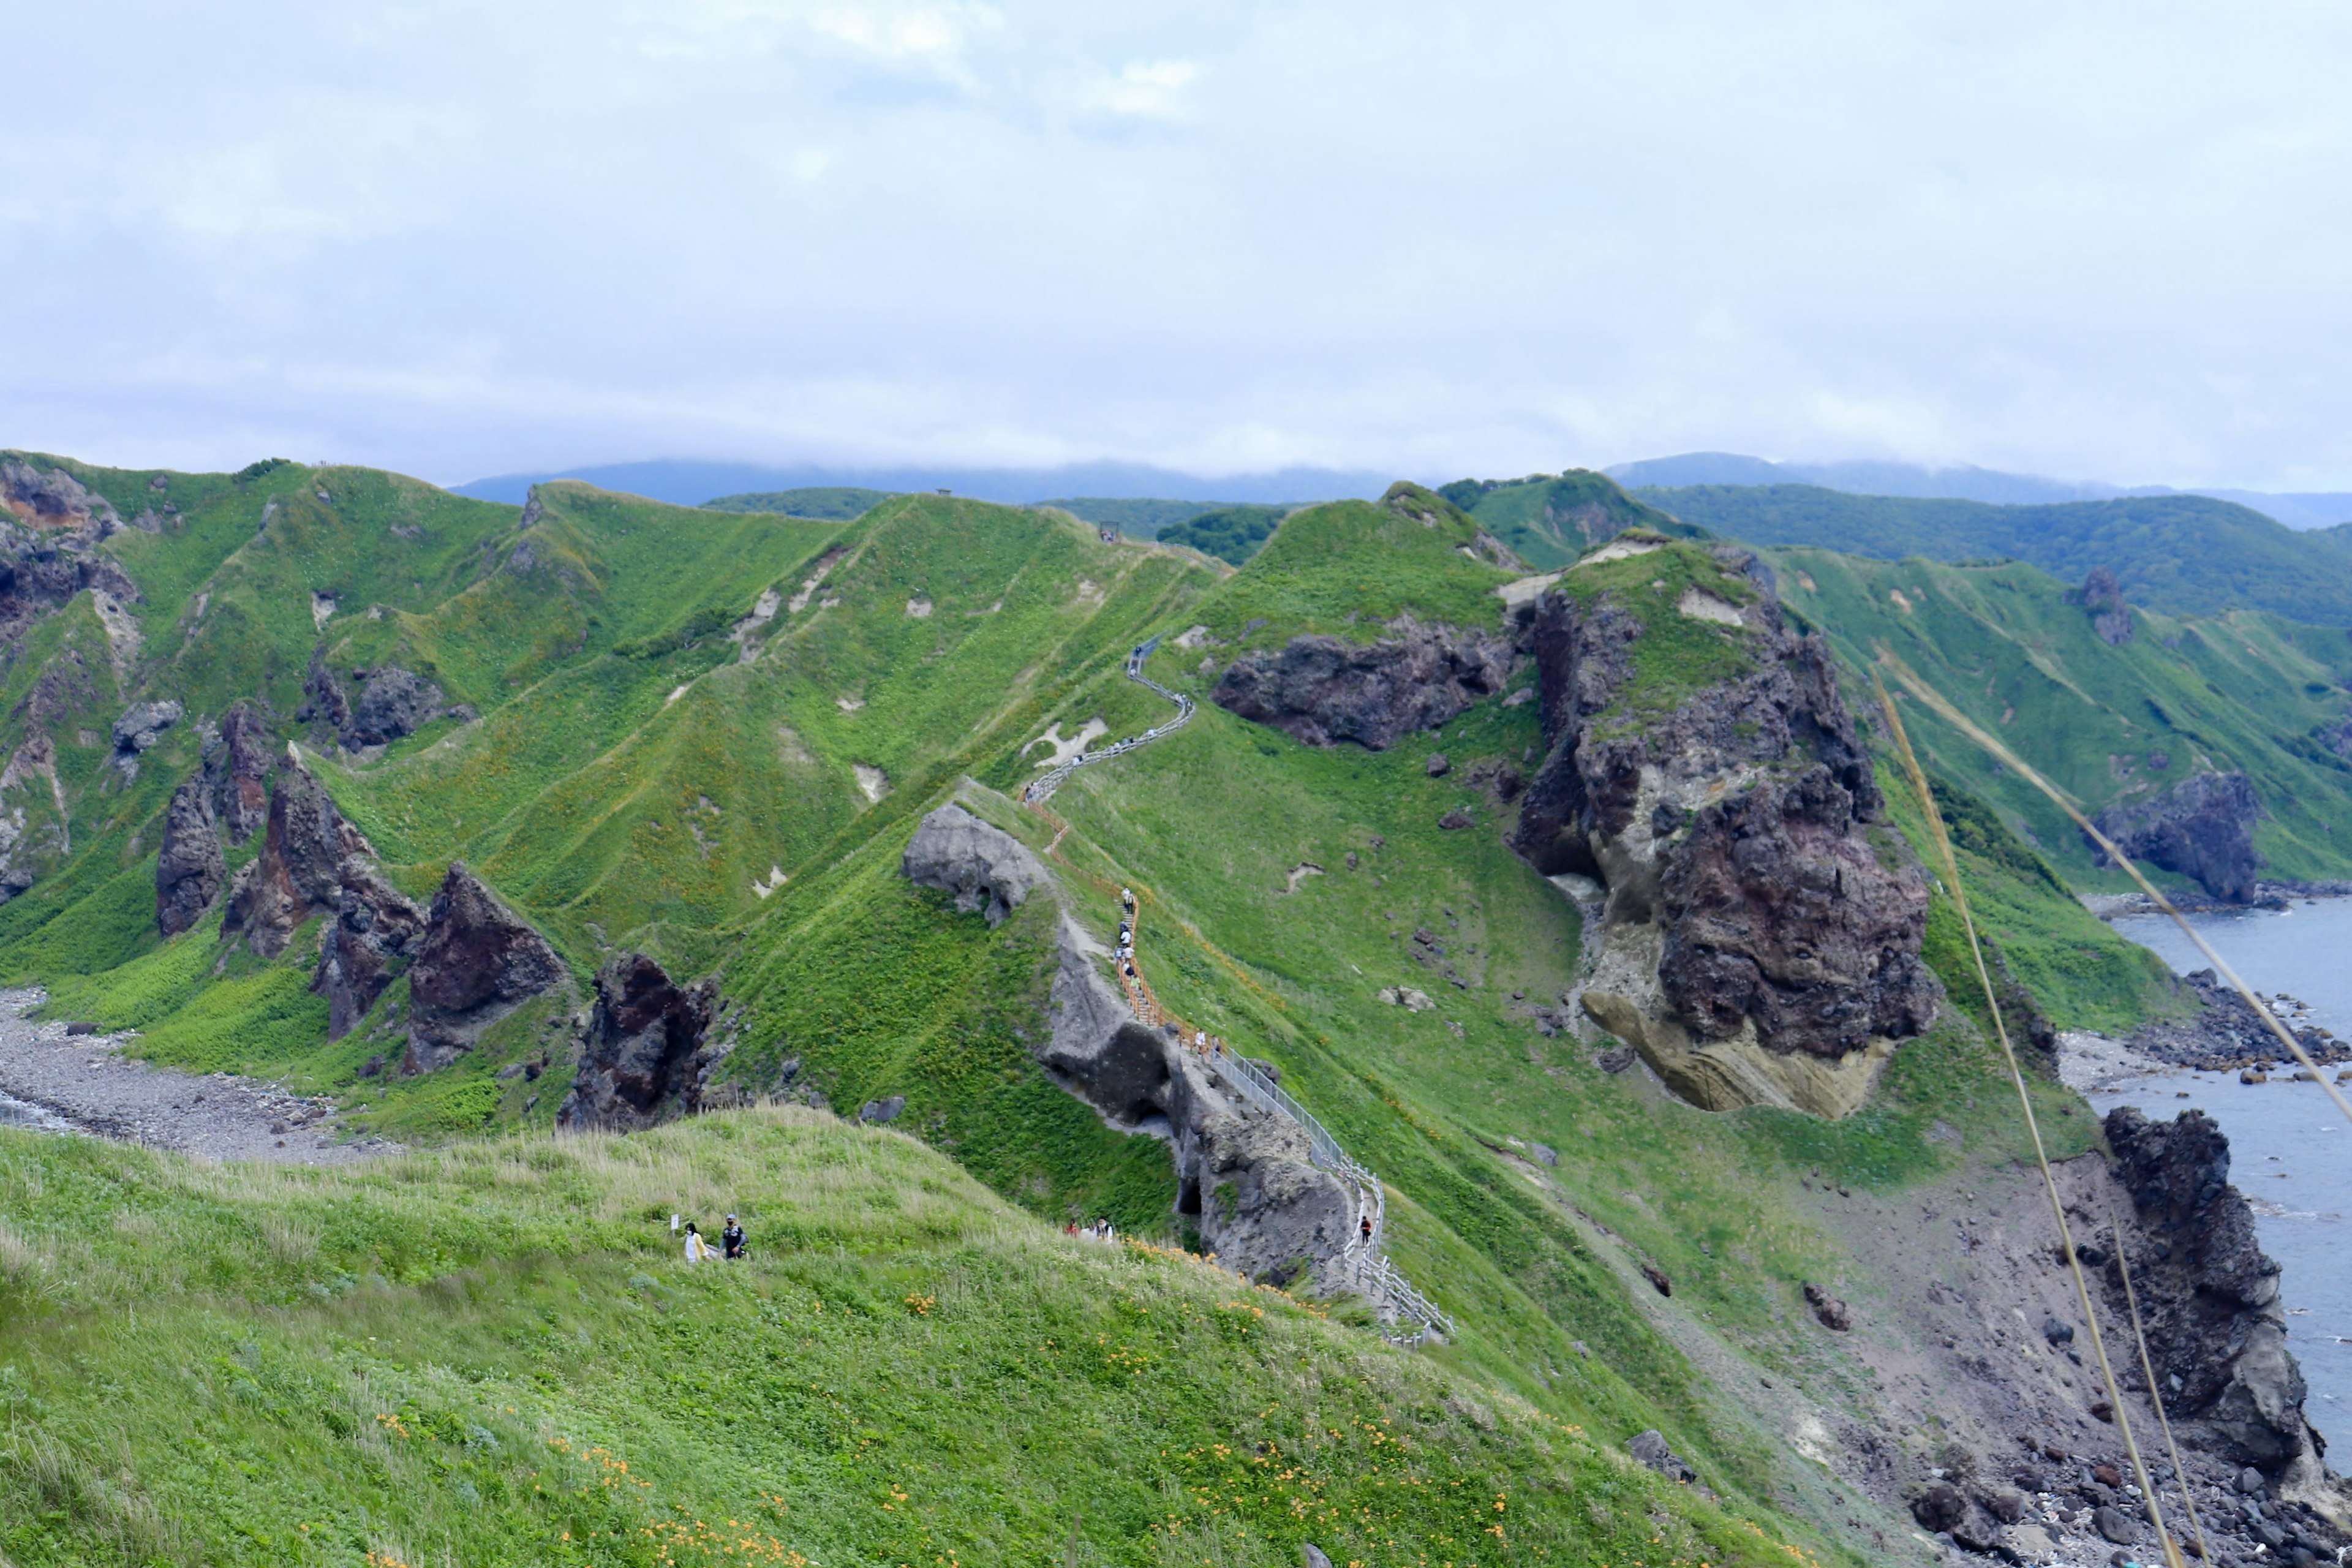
[1026,638,1454,1343]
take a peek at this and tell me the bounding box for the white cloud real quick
[6,1,2352,489]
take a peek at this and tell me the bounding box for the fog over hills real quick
[454,457,1398,510]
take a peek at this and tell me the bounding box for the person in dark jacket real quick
[722,1214,747,1259]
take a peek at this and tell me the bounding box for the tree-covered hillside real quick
[1641,483,2352,624]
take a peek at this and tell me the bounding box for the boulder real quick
[2094,771,2264,903]
[404,862,568,1071]
[1628,1430,1698,1484]
[206,701,273,843]
[342,666,445,747]
[1210,620,1513,751]
[860,1095,906,1124]
[1803,1282,1851,1330]
[111,700,183,755]
[557,952,732,1131]
[154,775,225,935]
[311,859,426,1038]
[901,803,1050,925]
[2095,1503,2138,1544]
[221,752,372,958]
[1910,1482,1966,1532]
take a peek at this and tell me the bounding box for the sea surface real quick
[2095,899,2352,1446]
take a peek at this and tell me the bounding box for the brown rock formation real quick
[221,752,372,958]
[155,775,225,936]
[1210,619,1515,750]
[404,862,567,1071]
[206,701,273,843]
[556,953,735,1131]
[2069,566,2135,647]
[312,860,426,1038]
[2103,1106,2321,1476]
[1511,544,1939,1114]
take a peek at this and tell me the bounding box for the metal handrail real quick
[1025,638,1196,804]
[1027,638,1453,1344]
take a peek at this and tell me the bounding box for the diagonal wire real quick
[1877,649,2352,1134]
[1873,671,2186,1568]
[2101,1193,2215,1566]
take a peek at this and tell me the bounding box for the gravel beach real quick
[0,987,396,1164]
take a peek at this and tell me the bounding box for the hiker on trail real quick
[722,1215,747,1259]
[1360,1215,1374,1245]
[683,1222,710,1264]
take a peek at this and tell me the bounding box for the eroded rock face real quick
[2094,771,2263,903]
[557,952,734,1131]
[222,753,372,958]
[207,701,273,843]
[111,700,182,756]
[312,859,426,1039]
[343,667,447,748]
[1210,619,1515,751]
[155,775,225,936]
[2103,1107,2320,1474]
[900,800,1359,1291]
[1512,552,1939,1115]
[1038,913,1355,1287]
[404,862,568,1071]
[902,802,1050,924]
[296,645,351,734]
[0,463,140,658]
[2070,566,2135,647]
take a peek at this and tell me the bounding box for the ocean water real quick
[2094,900,2352,1446]
[0,1088,73,1132]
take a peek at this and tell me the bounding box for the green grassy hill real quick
[1154,503,1289,564]
[0,1107,1825,1567]
[703,487,899,519]
[1,454,2328,1565]
[1443,472,1702,569]
[1773,547,2352,890]
[1639,483,2352,624]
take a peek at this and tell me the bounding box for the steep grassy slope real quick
[1642,483,2352,624]
[0,1109,1828,1568]
[0,457,2302,1565]
[1774,547,2352,889]
[1444,472,1702,570]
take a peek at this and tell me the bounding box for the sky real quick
[7,1,2352,490]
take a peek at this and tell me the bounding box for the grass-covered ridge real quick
[1641,482,2352,624]
[0,1110,1832,1568]
[1444,470,1703,569]
[1774,546,2352,889]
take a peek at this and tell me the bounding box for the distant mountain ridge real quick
[1605,450,2352,530]
[454,457,1394,510]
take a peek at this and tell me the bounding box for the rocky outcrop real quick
[206,701,273,843]
[155,776,225,936]
[900,799,1359,1289]
[0,466,140,657]
[1210,619,1514,750]
[901,802,1050,924]
[2094,771,2263,903]
[1038,912,1355,1287]
[1513,543,1939,1116]
[222,752,373,958]
[2069,567,2135,646]
[556,952,735,1131]
[312,860,426,1038]
[2102,1107,2322,1477]
[296,645,350,734]
[341,666,445,747]
[404,862,568,1071]
[111,700,182,756]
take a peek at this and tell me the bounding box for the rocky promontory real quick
[2094,769,2265,904]
[903,798,1360,1289]
[403,862,570,1071]
[1512,539,1940,1115]
[558,952,737,1131]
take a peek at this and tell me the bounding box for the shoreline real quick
[0,989,398,1165]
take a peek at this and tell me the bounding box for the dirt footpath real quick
[0,988,396,1164]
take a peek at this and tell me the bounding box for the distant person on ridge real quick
[722,1214,746,1259]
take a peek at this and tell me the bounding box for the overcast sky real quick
[7,1,2351,489]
